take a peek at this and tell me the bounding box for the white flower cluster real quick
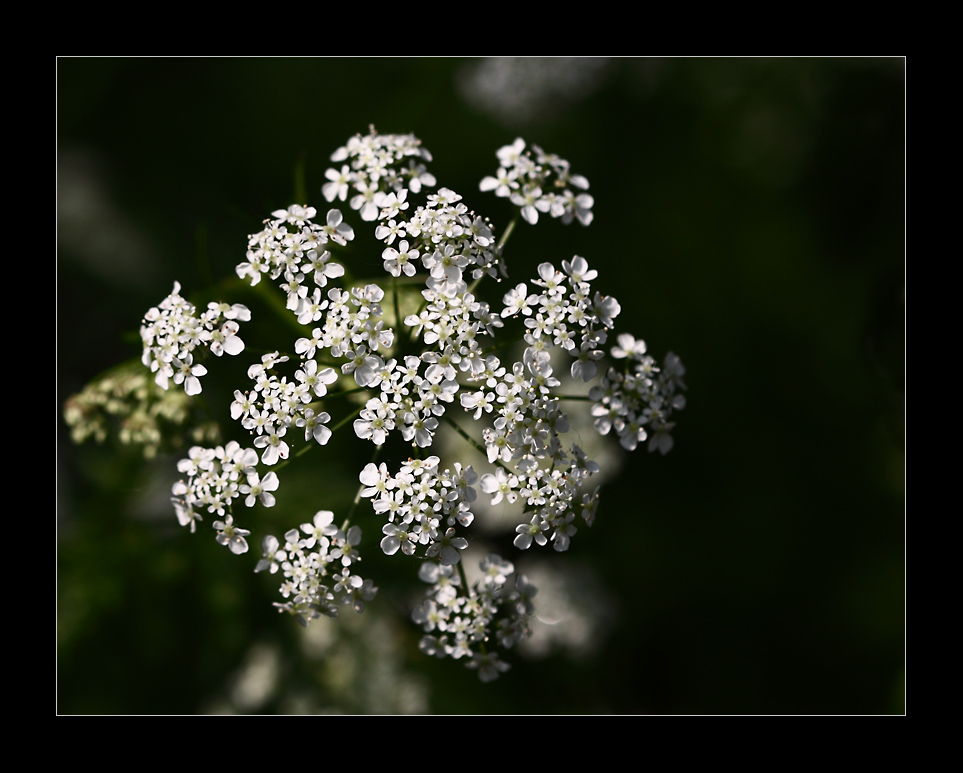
[230,350,339,468]
[458,351,605,551]
[169,440,274,544]
[412,554,537,681]
[377,185,501,287]
[591,334,688,454]
[140,281,250,395]
[480,137,594,226]
[141,128,686,681]
[358,457,476,565]
[236,204,352,304]
[498,255,621,384]
[255,512,378,627]
[323,130,436,220]
[349,286,501,450]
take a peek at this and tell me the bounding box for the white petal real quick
[223,336,245,356]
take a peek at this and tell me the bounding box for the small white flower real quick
[611,333,647,359]
[255,535,286,573]
[296,408,332,445]
[501,283,534,318]
[382,239,420,277]
[561,255,597,284]
[172,495,202,534]
[381,523,415,556]
[479,167,518,198]
[323,164,351,202]
[254,427,289,466]
[240,471,279,507]
[213,515,251,555]
[571,340,605,382]
[209,320,245,357]
[427,527,469,566]
[171,355,207,396]
[514,516,549,550]
[301,510,337,548]
[479,468,519,506]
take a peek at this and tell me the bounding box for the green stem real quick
[322,384,368,401]
[467,272,486,297]
[456,558,471,599]
[392,274,402,336]
[465,212,518,298]
[479,335,525,357]
[271,401,365,472]
[440,413,512,475]
[330,402,365,434]
[351,272,425,287]
[250,279,305,337]
[497,213,519,253]
[293,441,314,460]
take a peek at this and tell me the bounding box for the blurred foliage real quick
[58,57,904,714]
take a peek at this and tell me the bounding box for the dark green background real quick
[57,57,905,714]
